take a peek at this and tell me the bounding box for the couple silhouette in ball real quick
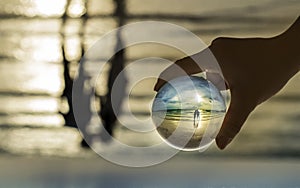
[193,109,200,128]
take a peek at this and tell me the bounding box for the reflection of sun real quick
[196,94,203,103]
[25,64,62,95]
[169,96,179,102]
[31,37,61,62]
[67,0,86,18]
[34,0,66,16]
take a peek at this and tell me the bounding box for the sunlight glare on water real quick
[19,36,62,62]
[0,128,82,156]
[65,36,82,61]
[0,96,59,114]
[0,114,64,127]
[0,62,62,95]
[67,0,86,18]
[20,64,63,95]
[31,0,66,17]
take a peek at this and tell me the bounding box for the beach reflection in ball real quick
[152,76,227,151]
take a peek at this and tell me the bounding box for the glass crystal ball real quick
[152,76,227,151]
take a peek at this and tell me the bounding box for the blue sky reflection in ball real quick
[152,76,227,151]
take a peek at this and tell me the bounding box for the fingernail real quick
[216,136,233,150]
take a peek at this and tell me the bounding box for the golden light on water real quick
[0,96,58,113]
[19,36,62,62]
[33,0,66,17]
[2,128,82,156]
[27,98,58,113]
[1,114,64,127]
[65,36,82,61]
[22,64,63,95]
[32,38,62,62]
[67,0,86,18]
[14,37,63,95]
[28,0,87,18]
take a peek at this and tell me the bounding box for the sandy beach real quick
[0,156,299,187]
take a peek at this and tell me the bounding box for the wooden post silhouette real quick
[100,0,127,138]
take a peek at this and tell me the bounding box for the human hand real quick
[154,18,299,149]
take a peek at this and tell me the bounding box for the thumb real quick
[216,92,254,149]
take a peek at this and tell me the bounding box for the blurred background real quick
[0,0,299,187]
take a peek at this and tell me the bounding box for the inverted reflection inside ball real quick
[152,76,227,151]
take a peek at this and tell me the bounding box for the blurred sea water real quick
[0,0,299,159]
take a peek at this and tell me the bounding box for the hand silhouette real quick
[154,16,300,149]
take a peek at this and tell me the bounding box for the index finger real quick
[154,56,202,91]
[154,47,227,91]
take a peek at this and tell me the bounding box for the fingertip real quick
[215,94,253,150]
[153,79,166,92]
[216,135,233,150]
[153,84,159,92]
[153,81,161,92]
[215,136,225,150]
